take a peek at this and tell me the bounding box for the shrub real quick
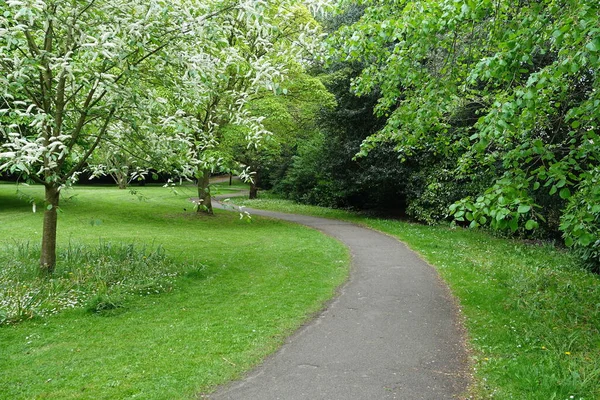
[560,168,600,272]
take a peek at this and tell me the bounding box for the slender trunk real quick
[197,168,213,214]
[110,171,128,189]
[249,170,259,200]
[249,182,258,199]
[40,184,60,274]
[116,168,128,189]
[117,177,127,190]
[229,173,232,186]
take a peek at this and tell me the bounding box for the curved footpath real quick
[208,201,469,399]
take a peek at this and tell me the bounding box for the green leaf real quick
[559,188,571,199]
[518,204,531,214]
[586,38,600,52]
[47,204,53,210]
[564,236,574,247]
[570,62,579,74]
[508,217,519,232]
[579,233,594,247]
[525,220,538,230]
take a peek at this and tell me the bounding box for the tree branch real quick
[64,107,116,181]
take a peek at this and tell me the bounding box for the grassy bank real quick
[0,183,349,399]
[232,196,600,400]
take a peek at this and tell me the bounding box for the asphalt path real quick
[207,200,469,399]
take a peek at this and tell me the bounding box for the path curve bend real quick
[208,203,469,400]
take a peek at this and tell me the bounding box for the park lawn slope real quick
[232,196,600,400]
[0,183,349,399]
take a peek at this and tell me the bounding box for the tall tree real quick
[224,64,335,199]
[162,0,325,213]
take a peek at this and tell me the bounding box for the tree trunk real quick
[249,170,259,199]
[197,168,213,214]
[249,182,258,199]
[116,167,129,189]
[111,171,128,189]
[117,172,128,189]
[40,185,60,274]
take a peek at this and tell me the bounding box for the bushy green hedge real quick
[561,168,600,272]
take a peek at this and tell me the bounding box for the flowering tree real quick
[88,122,151,189]
[161,0,326,213]
[0,0,235,272]
[0,0,332,271]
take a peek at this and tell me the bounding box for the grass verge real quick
[0,183,349,399]
[231,195,600,400]
[0,241,195,324]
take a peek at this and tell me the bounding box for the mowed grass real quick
[232,195,600,400]
[0,183,349,399]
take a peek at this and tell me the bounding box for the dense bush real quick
[274,0,600,273]
[561,168,600,272]
[319,0,600,270]
[404,160,492,224]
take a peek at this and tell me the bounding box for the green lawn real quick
[232,195,600,400]
[0,183,349,399]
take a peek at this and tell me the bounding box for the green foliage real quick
[275,132,338,206]
[404,159,492,224]
[224,64,336,195]
[275,63,408,211]
[328,0,600,264]
[560,167,600,271]
[271,6,409,211]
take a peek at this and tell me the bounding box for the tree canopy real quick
[0,0,329,271]
[323,0,600,268]
[2,0,599,270]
